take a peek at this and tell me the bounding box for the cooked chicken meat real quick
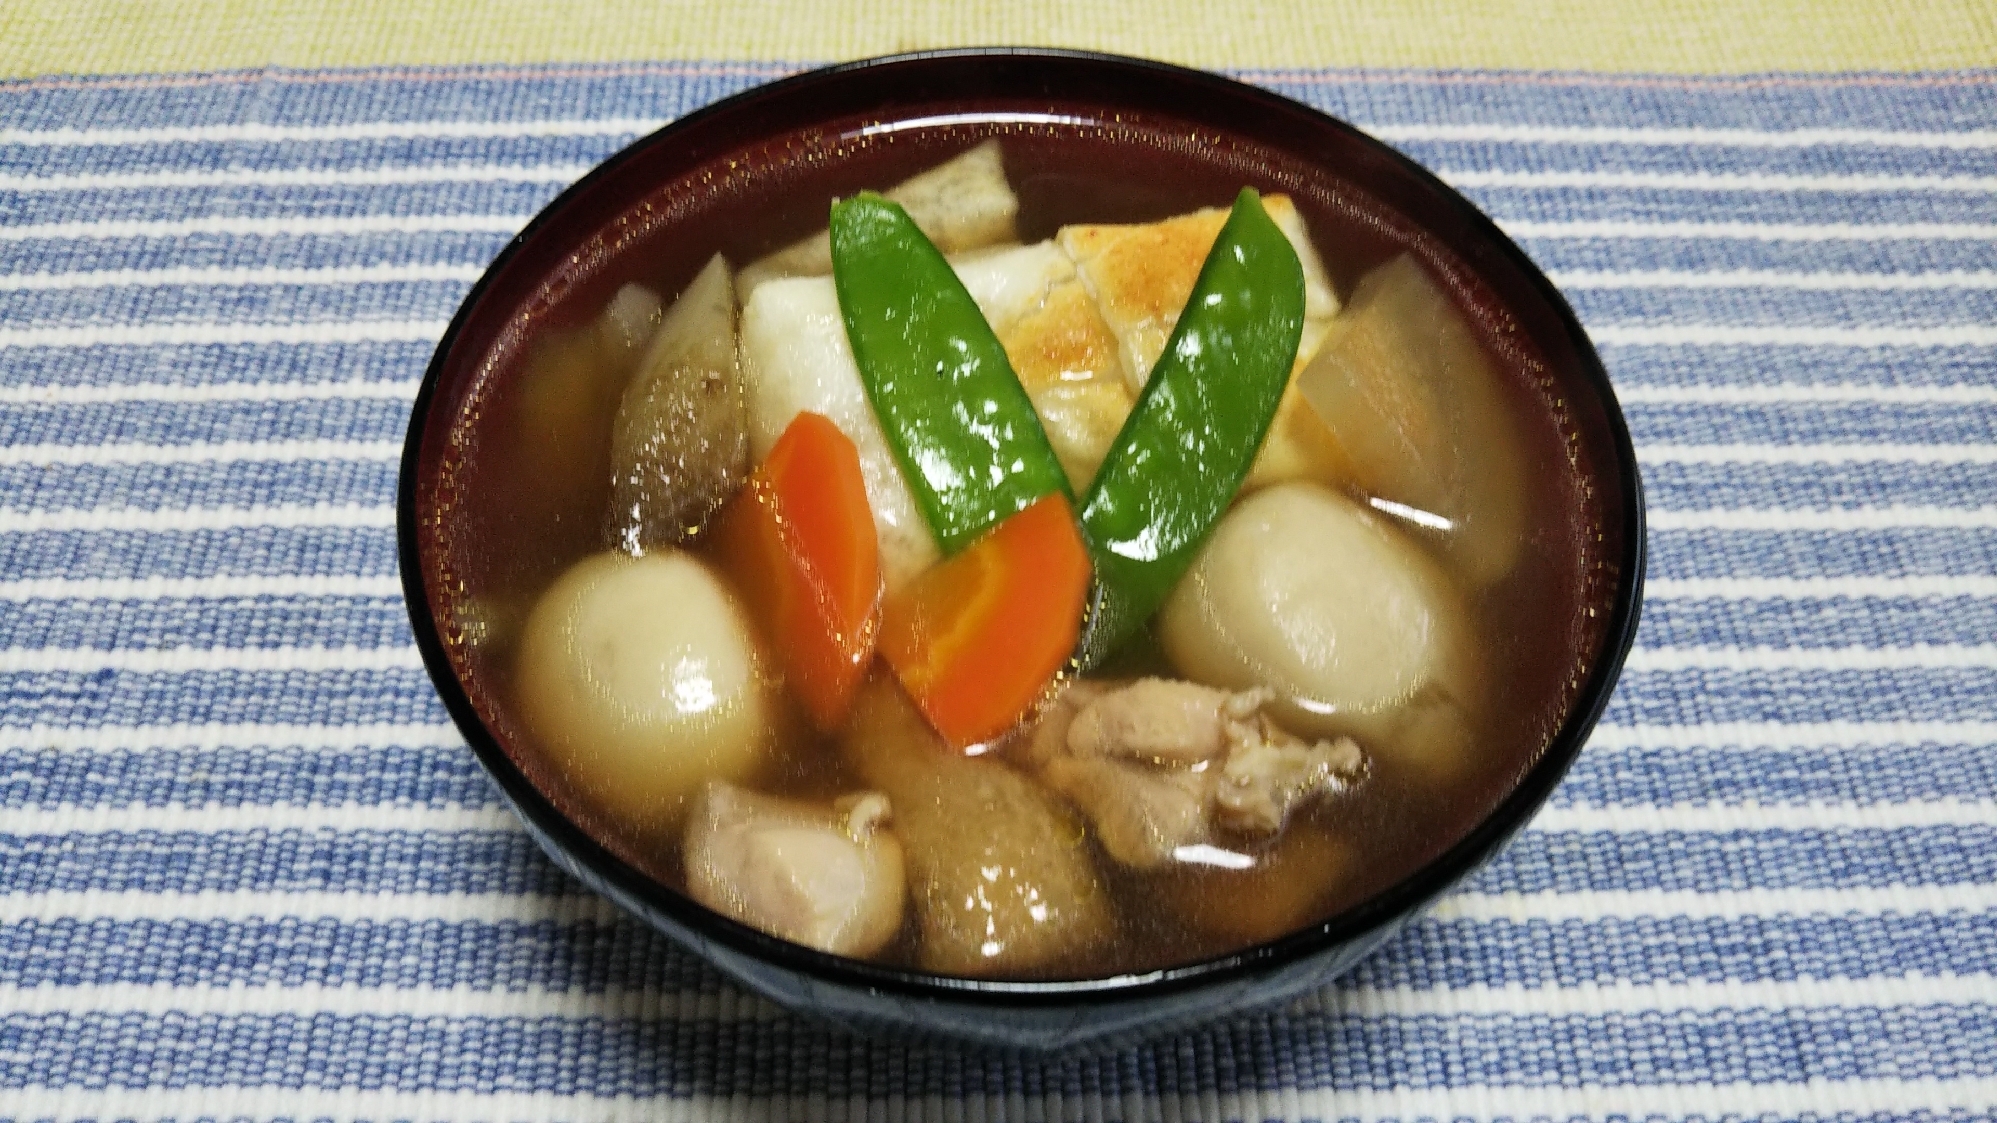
[684,780,906,958]
[1065,677,1269,765]
[1039,755,1212,876]
[1030,677,1365,869]
[1215,734,1364,834]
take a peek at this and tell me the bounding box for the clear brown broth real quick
[431,118,1605,979]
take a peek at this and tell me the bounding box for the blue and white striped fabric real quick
[3,61,1995,1122]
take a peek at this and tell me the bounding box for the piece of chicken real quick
[1214,733,1365,835]
[683,779,906,958]
[1065,677,1271,765]
[1029,677,1365,869]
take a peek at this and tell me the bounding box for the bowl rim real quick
[398,45,1647,1006]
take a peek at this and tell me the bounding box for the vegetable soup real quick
[429,130,1607,980]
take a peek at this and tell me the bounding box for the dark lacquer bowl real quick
[399,48,1645,1051]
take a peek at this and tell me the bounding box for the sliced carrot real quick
[715,411,881,730]
[878,493,1092,749]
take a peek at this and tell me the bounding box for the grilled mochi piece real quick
[1058,195,1347,491]
[741,239,1132,590]
[953,242,1134,492]
[740,275,942,592]
[685,780,906,957]
[736,140,1021,301]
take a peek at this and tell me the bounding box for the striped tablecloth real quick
[3,61,1995,1121]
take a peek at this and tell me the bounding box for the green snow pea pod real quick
[1077,187,1306,665]
[830,191,1072,555]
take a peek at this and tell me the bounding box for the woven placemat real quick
[2,62,1994,1121]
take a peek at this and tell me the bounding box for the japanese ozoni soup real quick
[429,133,1608,981]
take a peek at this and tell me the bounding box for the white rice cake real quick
[739,240,1103,591]
[739,275,942,592]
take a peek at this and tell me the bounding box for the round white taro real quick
[1159,481,1464,742]
[514,550,773,830]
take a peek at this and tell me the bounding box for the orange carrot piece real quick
[715,411,881,730]
[878,493,1092,749]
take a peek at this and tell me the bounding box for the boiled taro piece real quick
[1159,482,1470,742]
[513,551,774,834]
